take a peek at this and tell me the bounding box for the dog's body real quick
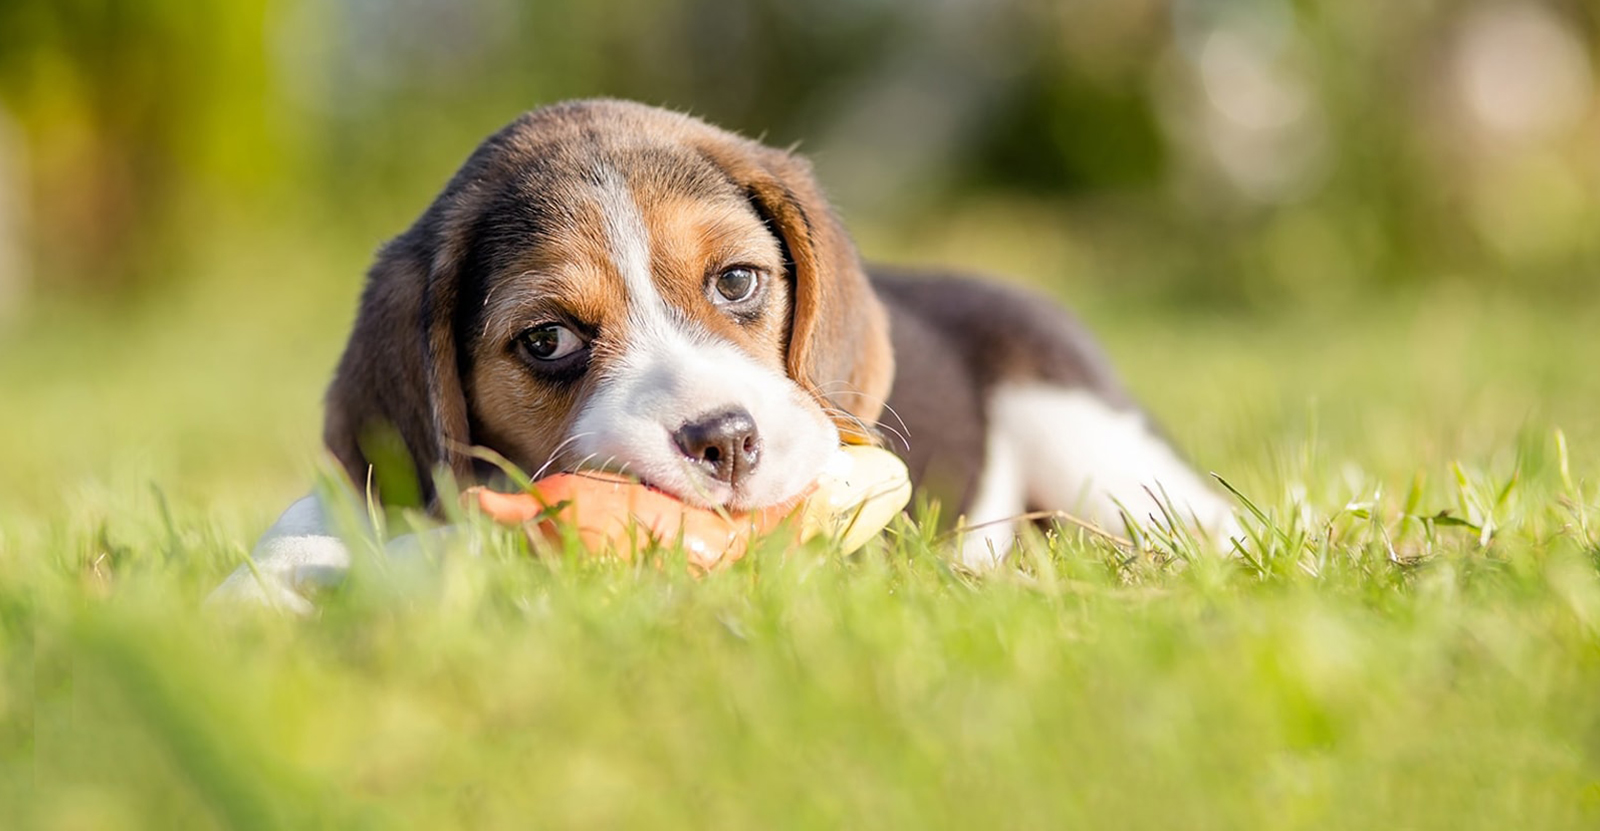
[213,99,1233,608]
[870,269,1231,562]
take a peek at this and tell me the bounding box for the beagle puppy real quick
[214,99,1234,609]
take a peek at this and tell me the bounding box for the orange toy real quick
[467,445,912,571]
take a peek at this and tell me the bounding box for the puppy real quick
[213,99,1234,610]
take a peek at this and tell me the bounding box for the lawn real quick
[3,247,1599,828]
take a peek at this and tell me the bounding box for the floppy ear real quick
[700,140,896,443]
[323,225,473,508]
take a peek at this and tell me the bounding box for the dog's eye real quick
[712,267,760,305]
[517,324,584,362]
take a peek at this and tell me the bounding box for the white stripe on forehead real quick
[569,170,839,509]
[594,168,678,336]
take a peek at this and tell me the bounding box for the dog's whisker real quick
[820,404,875,436]
[818,403,910,452]
[813,380,880,401]
[825,402,908,448]
[873,422,911,452]
[582,454,637,483]
[554,452,601,477]
[535,432,594,480]
[875,400,912,445]
[820,405,874,438]
[816,386,878,400]
[811,381,913,450]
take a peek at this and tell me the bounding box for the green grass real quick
[4,258,1600,828]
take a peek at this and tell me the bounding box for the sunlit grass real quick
[4,261,1599,828]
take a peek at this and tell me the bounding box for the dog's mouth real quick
[561,456,741,511]
[564,451,804,514]
[648,464,745,512]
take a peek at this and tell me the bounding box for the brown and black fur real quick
[868,269,1133,515]
[324,99,1132,517]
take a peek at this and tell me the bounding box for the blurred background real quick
[1,0,1597,517]
[3,0,1597,308]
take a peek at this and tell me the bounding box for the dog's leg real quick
[986,383,1239,557]
[207,494,349,614]
[955,425,1028,570]
[208,494,468,613]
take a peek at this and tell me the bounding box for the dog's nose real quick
[673,408,761,484]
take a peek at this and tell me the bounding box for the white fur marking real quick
[210,493,476,614]
[957,384,1240,569]
[595,169,668,330]
[206,494,348,614]
[572,168,838,510]
[957,425,1027,570]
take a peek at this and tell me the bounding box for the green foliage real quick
[4,270,1600,827]
[0,0,284,288]
[8,446,1600,828]
[2,0,1595,302]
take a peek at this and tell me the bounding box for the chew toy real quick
[467,445,912,571]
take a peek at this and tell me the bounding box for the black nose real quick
[672,408,761,484]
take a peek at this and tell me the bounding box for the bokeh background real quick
[1,0,1597,516]
[5,0,1598,304]
[8,7,1600,826]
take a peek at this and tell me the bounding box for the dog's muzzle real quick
[672,408,762,485]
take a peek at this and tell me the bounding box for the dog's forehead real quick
[469,137,758,267]
[464,135,782,344]
[511,136,738,206]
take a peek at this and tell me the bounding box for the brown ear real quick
[323,225,473,508]
[699,140,895,443]
[323,113,545,506]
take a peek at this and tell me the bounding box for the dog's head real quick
[324,99,895,511]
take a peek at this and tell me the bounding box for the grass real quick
[4,248,1600,828]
